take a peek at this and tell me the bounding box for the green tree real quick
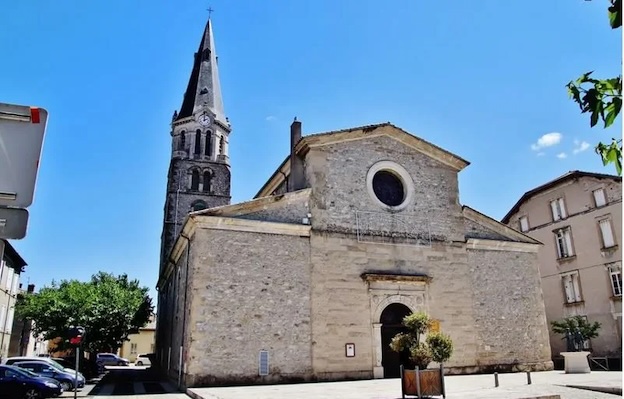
[566,0,622,175]
[551,315,601,346]
[16,272,153,354]
[389,312,454,369]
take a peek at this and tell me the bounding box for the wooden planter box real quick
[400,364,446,399]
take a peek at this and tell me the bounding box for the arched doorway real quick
[380,303,411,378]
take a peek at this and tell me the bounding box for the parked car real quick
[0,364,62,399]
[3,356,83,377]
[13,361,85,391]
[53,356,100,379]
[134,353,153,366]
[96,353,129,367]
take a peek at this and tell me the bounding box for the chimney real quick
[288,117,305,191]
[27,284,35,293]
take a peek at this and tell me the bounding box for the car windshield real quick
[48,360,66,371]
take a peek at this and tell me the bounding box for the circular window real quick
[372,171,405,206]
[366,161,414,211]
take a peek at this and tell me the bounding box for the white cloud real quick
[556,152,567,159]
[573,140,591,154]
[531,132,563,151]
[265,115,276,122]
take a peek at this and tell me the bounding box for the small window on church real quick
[191,170,200,190]
[372,170,405,207]
[205,131,212,156]
[219,136,225,155]
[194,130,202,155]
[202,48,211,61]
[179,131,186,151]
[203,171,212,193]
[191,201,207,212]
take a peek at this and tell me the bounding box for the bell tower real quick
[160,17,232,271]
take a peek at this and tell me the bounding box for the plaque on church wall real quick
[345,343,355,357]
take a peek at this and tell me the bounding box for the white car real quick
[134,353,152,366]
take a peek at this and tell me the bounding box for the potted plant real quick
[390,312,453,399]
[551,316,601,374]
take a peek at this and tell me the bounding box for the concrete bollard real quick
[494,372,499,387]
[527,371,532,385]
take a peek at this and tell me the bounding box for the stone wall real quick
[235,192,310,224]
[308,232,480,378]
[184,227,312,386]
[464,219,513,241]
[304,133,465,243]
[467,248,552,371]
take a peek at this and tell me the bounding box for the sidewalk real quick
[187,370,623,399]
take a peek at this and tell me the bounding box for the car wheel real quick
[60,380,72,391]
[136,361,143,366]
[24,388,40,399]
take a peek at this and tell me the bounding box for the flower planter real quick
[400,364,446,399]
[561,351,591,374]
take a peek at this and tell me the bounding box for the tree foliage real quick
[15,272,153,354]
[389,312,453,369]
[551,315,601,341]
[567,0,622,175]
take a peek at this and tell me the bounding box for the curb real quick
[566,384,623,395]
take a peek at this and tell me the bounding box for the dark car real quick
[53,356,100,379]
[13,361,85,391]
[0,364,62,398]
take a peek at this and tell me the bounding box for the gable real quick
[463,206,541,245]
[256,123,470,198]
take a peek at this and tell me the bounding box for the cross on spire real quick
[207,6,214,19]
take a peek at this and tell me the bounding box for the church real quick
[155,18,554,388]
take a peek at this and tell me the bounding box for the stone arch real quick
[372,294,421,323]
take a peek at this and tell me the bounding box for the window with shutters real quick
[6,308,14,332]
[555,227,574,258]
[519,216,529,232]
[4,268,12,291]
[608,263,622,297]
[561,271,582,303]
[593,188,607,208]
[131,343,138,354]
[0,305,5,330]
[599,218,616,248]
[550,198,567,221]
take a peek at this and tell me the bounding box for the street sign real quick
[0,102,48,208]
[0,207,28,239]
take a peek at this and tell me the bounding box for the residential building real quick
[119,315,156,362]
[503,171,622,361]
[8,283,41,357]
[0,240,27,360]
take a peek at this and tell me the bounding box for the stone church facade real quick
[156,18,553,388]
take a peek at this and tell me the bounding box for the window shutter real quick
[572,274,582,302]
[6,308,14,331]
[558,198,567,219]
[593,189,607,207]
[551,201,559,221]
[562,275,573,302]
[5,269,12,291]
[519,217,529,232]
[600,220,615,248]
[564,229,574,256]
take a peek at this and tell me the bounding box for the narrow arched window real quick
[203,170,212,193]
[205,131,212,156]
[178,131,186,151]
[191,170,200,190]
[219,136,225,155]
[194,130,202,155]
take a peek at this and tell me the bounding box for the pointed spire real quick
[176,18,226,125]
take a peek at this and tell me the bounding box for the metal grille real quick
[355,210,431,247]
[258,350,269,376]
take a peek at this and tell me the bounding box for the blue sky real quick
[2,0,621,301]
